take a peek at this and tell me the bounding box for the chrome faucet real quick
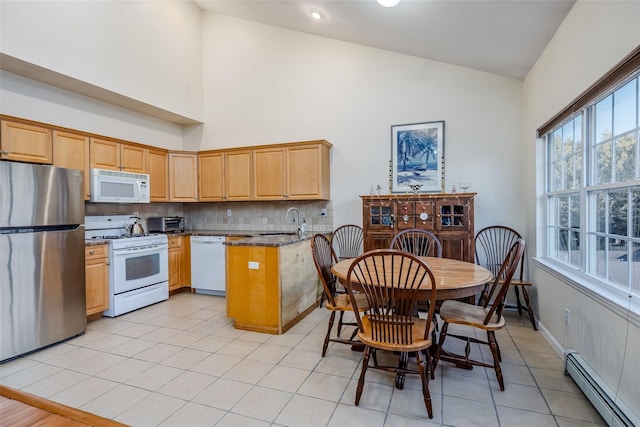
[285,207,302,235]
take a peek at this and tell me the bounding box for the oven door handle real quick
[112,244,168,257]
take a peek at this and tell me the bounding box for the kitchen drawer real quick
[168,235,183,248]
[85,244,108,260]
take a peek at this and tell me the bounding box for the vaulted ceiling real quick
[195,0,576,80]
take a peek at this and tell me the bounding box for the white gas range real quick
[85,215,169,317]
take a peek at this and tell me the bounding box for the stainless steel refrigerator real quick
[1,162,86,362]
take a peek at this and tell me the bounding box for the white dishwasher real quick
[190,235,226,296]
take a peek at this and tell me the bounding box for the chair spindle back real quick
[346,250,437,345]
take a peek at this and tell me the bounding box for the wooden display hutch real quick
[361,193,476,262]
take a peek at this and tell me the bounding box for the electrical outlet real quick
[321,208,327,216]
[565,308,570,325]
[227,209,232,217]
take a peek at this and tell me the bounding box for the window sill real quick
[533,257,639,326]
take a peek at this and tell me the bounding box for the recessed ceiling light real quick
[377,0,400,7]
[310,9,324,20]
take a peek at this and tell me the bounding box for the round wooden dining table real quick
[331,256,493,302]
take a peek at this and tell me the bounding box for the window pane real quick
[565,156,575,189]
[613,79,637,136]
[559,197,568,227]
[563,121,574,157]
[595,141,612,184]
[595,192,606,233]
[614,134,637,182]
[559,229,569,262]
[575,150,583,187]
[553,130,563,158]
[596,235,606,277]
[608,190,628,237]
[552,161,562,191]
[595,94,613,142]
[570,195,580,227]
[608,238,628,287]
[569,230,580,266]
[632,242,640,296]
[633,188,640,238]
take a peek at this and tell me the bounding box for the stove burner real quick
[92,234,150,240]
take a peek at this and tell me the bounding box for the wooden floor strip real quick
[0,386,127,427]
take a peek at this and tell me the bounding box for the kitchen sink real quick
[258,232,297,237]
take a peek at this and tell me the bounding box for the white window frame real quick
[540,70,640,318]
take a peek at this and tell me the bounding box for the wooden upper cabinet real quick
[253,147,286,200]
[199,149,252,201]
[198,151,224,201]
[149,149,169,202]
[286,142,330,200]
[169,152,198,202]
[121,144,148,174]
[52,130,90,200]
[1,120,53,164]
[253,141,331,201]
[90,137,148,173]
[225,149,253,201]
[90,138,119,170]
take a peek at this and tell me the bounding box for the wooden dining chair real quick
[475,225,537,330]
[345,249,438,418]
[389,228,442,257]
[390,228,442,343]
[433,239,525,391]
[310,234,369,357]
[330,224,364,261]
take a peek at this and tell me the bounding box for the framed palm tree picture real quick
[391,120,445,193]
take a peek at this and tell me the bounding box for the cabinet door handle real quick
[2,150,8,155]
[89,250,95,255]
[106,261,110,265]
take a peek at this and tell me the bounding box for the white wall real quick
[0,71,184,149]
[200,13,524,229]
[0,0,203,122]
[523,0,640,421]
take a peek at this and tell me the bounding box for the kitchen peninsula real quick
[223,233,318,334]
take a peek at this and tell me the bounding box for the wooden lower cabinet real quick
[226,240,317,334]
[362,193,476,262]
[85,244,109,316]
[168,235,191,292]
[168,235,190,292]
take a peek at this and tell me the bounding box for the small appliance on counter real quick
[147,216,185,233]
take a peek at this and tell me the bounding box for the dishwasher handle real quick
[190,236,225,244]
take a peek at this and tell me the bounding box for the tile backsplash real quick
[84,200,333,234]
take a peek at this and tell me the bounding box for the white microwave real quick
[90,168,150,203]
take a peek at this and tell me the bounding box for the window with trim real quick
[541,48,640,303]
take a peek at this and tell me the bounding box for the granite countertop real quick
[188,229,312,247]
[85,230,313,247]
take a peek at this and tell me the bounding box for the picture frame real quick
[391,120,445,193]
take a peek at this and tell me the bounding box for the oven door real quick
[111,244,168,294]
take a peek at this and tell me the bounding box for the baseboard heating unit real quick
[565,352,638,427]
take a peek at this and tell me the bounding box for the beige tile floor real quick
[0,293,605,426]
